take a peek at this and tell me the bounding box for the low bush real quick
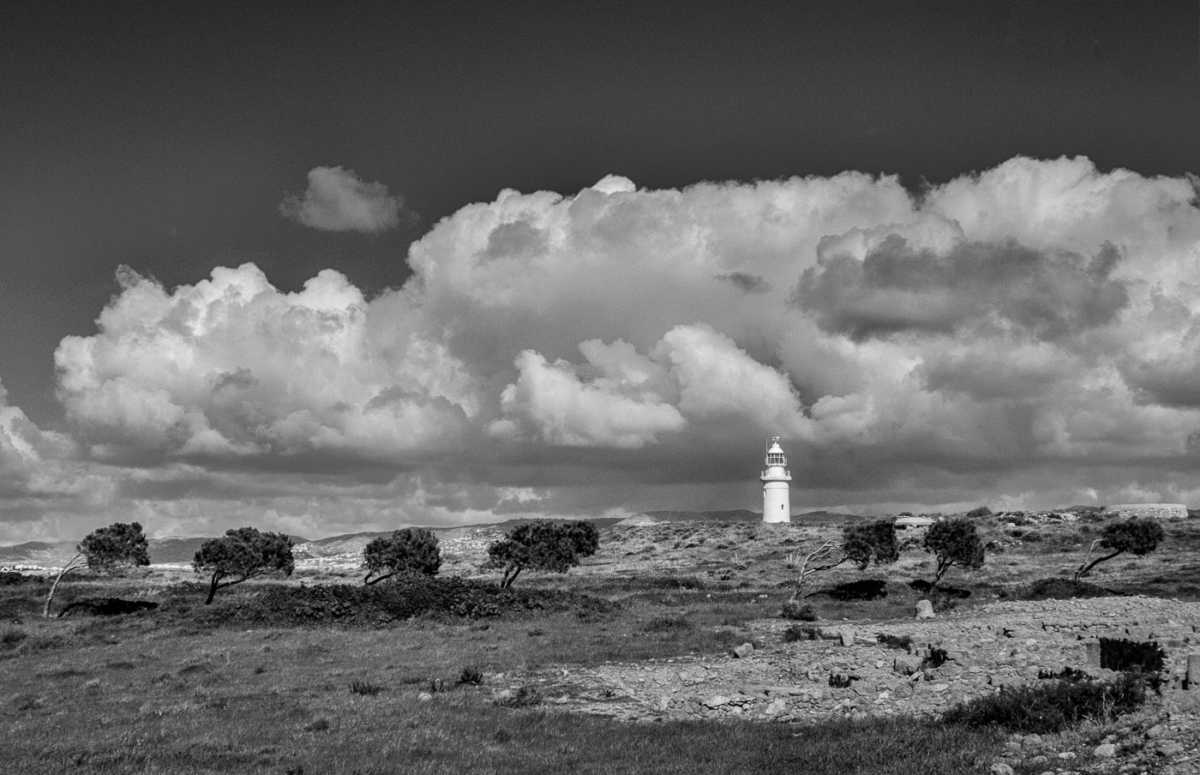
[942,673,1150,733]
[1100,638,1166,675]
[780,601,817,621]
[457,667,483,686]
[828,673,859,688]
[921,647,952,669]
[0,571,39,586]
[1020,577,1113,600]
[817,579,888,601]
[1037,667,1093,682]
[349,680,383,696]
[195,577,617,627]
[877,633,914,652]
[783,625,823,642]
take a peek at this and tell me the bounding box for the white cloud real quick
[280,165,405,233]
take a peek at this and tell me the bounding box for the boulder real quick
[1092,743,1117,759]
[915,599,935,619]
[731,642,754,659]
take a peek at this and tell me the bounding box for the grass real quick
[0,580,1006,774]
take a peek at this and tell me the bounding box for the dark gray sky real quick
[3,1,1200,541]
[5,0,1196,422]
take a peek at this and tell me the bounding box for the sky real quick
[3,1,1200,542]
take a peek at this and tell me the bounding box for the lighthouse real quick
[761,436,792,523]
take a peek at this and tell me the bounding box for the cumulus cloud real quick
[280,166,406,233]
[18,154,1200,541]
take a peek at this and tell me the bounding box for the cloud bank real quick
[12,155,1200,540]
[280,166,405,233]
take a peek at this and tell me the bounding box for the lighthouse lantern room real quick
[761,436,792,523]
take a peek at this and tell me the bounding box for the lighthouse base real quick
[762,482,790,523]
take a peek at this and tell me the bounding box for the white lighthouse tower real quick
[761,435,792,523]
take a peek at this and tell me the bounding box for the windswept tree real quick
[923,518,985,589]
[193,527,294,604]
[786,519,898,604]
[485,520,599,589]
[43,521,152,617]
[363,528,441,584]
[1073,518,1164,581]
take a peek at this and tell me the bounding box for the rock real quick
[915,600,935,619]
[839,628,854,647]
[1093,743,1117,759]
[1057,750,1076,760]
[763,698,787,717]
[1156,741,1185,757]
[731,642,754,659]
[704,695,730,708]
[989,764,1015,775]
[1146,724,1167,739]
[417,692,433,702]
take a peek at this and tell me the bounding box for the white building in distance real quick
[761,436,792,523]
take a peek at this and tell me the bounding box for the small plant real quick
[349,680,384,696]
[876,633,913,652]
[1038,667,1093,682]
[782,624,823,642]
[428,678,446,693]
[921,647,953,669]
[828,673,859,688]
[457,667,484,686]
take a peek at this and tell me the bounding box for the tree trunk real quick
[501,565,521,589]
[931,558,952,589]
[1074,547,1124,581]
[205,573,223,605]
[43,553,84,618]
[364,572,393,585]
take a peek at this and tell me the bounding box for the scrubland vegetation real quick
[0,510,1196,774]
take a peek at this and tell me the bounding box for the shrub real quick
[923,519,985,588]
[457,667,484,686]
[363,528,441,584]
[1099,638,1166,675]
[942,673,1150,733]
[193,527,295,604]
[783,625,823,642]
[485,520,600,589]
[965,506,992,519]
[828,673,859,688]
[819,579,888,601]
[194,576,616,626]
[1022,577,1112,600]
[921,647,952,669]
[349,680,383,696]
[876,633,913,652]
[1073,518,1165,581]
[1038,667,1093,682]
[780,601,817,620]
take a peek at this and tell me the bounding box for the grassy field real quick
[0,575,1008,775]
[4,514,1196,774]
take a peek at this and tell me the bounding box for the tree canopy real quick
[43,521,152,617]
[485,520,599,589]
[363,528,441,584]
[923,518,985,587]
[193,527,295,604]
[1074,518,1165,581]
